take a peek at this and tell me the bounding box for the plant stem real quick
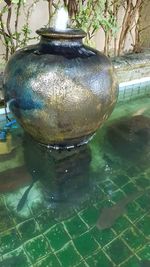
[6,3,15,54]
[113,0,118,56]
[15,0,21,49]
[118,0,142,55]
[47,0,52,27]
[103,0,109,55]
[0,12,9,61]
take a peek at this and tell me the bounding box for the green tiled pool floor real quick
[0,97,150,267]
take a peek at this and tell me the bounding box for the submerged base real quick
[38,133,95,150]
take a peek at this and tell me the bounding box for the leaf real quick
[12,0,26,4]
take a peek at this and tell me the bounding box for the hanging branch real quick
[15,0,21,49]
[67,0,78,17]
[0,11,9,61]
[112,0,120,56]
[49,0,61,26]
[21,0,40,47]
[83,0,99,41]
[132,1,143,53]
[133,24,150,53]
[47,0,52,27]
[117,0,142,56]
[4,0,15,54]
[103,0,109,55]
[117,0,132,55]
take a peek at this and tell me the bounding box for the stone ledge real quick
[112,49,150,83]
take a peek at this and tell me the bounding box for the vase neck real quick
[36,28,87,57]
[37,27,86,48]
[39,36,83,48]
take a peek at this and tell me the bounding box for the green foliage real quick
[0,0,142,60]
[11,0,26,4]
[0,0,39,61]
[73,0,118,45]
[0,0,118,60]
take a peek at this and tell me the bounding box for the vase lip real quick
[36,27,86,39]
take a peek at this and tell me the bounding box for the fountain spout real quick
[54,7,69,31]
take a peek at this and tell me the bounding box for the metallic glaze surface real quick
[4,28,118,147]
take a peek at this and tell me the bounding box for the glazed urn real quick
[4,28,118,149]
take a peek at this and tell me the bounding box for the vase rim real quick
[36,27,86,39]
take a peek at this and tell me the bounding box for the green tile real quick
[45,223,70,251]
[105,238,132,265]
[4,195,32,225]
[137,244,150,260]
[126,202,144,222]
[76,261,88,267]
[120,256,140,267]
[0,228,21,255]
[126,167,139,178]
[86,250,113,267]
[111,190,126,203]
[31,201,46,217]
[74,231,99,257]
[102,197,114,208]
[94,198,112,210]
[11,210,32,225]
[36,253,61,267]
[101,180,118,194]
[136,215,150,237]
[2,246,31,267]
[145,168,150,179]
[136,193,150,211]
[122,227,146,250]
[17,218,40,242]
[112,215,131,234]
[0,202,14,233]
[79,207,100,227]
[64,215,88,239]
[57,241,82,267]
[91,226,116,247]
[25,235,50,263]
[135,175,150,189]
[36,211,57,232]
[122,182,138,195]
[139,260,150,267]
[0,213,14,234]
[113,174,129,187]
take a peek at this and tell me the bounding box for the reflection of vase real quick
[4,28,118,148]
[23,135,92,212]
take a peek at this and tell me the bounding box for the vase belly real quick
[4,29,118,147]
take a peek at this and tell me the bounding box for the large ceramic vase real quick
[4,28,118,149]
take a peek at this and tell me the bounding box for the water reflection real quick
[23,135,94,213]
[0,133,105,219]
[0,114,149,221]
[103,115,150,171]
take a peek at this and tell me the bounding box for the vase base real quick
[38,133,95,150]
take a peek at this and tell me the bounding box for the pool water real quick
[0,96,150,267]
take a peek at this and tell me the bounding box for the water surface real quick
[0,97,149,267]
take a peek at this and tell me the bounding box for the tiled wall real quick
[118,77,150,102]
